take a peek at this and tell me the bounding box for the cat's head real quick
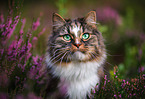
[47,11,106,66]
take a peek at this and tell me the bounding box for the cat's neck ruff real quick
[53,61,101,99]
[46,53,106,99]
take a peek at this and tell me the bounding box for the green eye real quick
[63,34,71,41]
[82,33,90,40]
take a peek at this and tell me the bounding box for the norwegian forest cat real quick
[44,11,106,99]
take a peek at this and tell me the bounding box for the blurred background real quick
[0,0,145,79]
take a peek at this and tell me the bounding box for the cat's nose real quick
[74,38,81,48]
[74,43,81,48]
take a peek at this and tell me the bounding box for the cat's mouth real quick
[72,51,87,61]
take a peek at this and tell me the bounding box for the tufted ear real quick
[84,11,97,25]
[53,13,66,30]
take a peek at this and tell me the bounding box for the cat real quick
[45,11,106,99]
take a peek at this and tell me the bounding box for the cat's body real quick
[45,11,106,99]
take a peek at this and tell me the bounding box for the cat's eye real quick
[63,34,71,41]
[82,33,90,40]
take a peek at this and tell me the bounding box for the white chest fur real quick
[51,61,101,99]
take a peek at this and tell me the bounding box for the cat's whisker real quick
[49,42,64,46]
[89,53,97,60]
[105,61,114,67]
[59,51,69,66]
[89,53,112,77]
[106,52,122,57]
[65,51,71,64]
[102,67,112,76]
[47,52,64,66]
[47,51,62,62]
[47,48,65,59]
[53,47,68,55]
[49,57,63,67]
[49,51,69,67]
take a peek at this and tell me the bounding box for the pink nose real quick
[74,43,81,48]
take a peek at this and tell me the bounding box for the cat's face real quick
[48,11,105,66]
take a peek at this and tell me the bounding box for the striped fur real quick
[45,11,106,99]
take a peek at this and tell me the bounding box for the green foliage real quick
[56,0,67,17]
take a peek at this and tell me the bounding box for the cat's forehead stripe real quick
[69,22,82,37]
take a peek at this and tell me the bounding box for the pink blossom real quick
[139,66,144,73]
[20,18,26,34]
[15,76,20,84]
[27,42,32,50]
[96,7,122,25]
[17,38,23,48]
[2,17,12,36]
[33,56,39,65]
[29,66,36,79]
[114,94,117,98]
[32,37,38,48]
[15,94,25,99]
[7,16,19,40]
[32,37,38,43]
[104,75,107,80]
[118,94,121,98]
[0,49,4,56]
[38,27,46,37]
[0,93,8,99]
[32,18,40,31]
[0,14,4,23]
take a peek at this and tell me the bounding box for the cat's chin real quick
[72,51,87,61]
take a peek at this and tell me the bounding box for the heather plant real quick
[0,0,145,98]
[0,11,45,98]
[93,67,145,98]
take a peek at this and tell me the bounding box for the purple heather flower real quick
[7,16,19,40]
[104,81,106,86]
[138,66,144,73]
[20,18,26,34]
[0,93,8,99]
[33,55,39,65]
[32,37,38,43]
[118,94,121,98]
[0,14,4,23]
[104,75,107,80]
[114,94,117,98]
[38,27,46,37]
[32,18,40,31]
[0,49,4,56]
[15,76,20,84]
[27,42,32,52]
[126,81,130,85]
[32,37,38,48]
[17,38,23,48]
[15,94,25,99]
[139,33,145,42]
[2,17,12,36]
[96,7,122,25]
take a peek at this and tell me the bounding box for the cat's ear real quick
[53,13,66,30]
[84,11,96,25]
